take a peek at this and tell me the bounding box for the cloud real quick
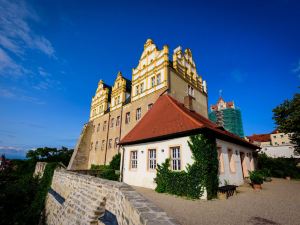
[0,146,23,151]
[0,87,45,104]
[230,69,248,83]
[0,47,27,76]
[0,0,55,57]
[292,59,300,79]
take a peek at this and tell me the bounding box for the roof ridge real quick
[165,95,203,127]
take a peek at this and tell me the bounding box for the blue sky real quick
[0,0,299,158]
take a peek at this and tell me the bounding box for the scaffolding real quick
[209,108,244,138]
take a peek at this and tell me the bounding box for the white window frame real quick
[125,112,130,124]
[170,146,181,170]
[148,149,157,170]
[130,151,138,169]
[136,108,141,120]
[157,74,161,85]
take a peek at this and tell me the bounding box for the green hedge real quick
[91,153,121,181]
[155,133,219,199]
[258,153,300,179]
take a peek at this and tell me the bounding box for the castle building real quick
[209,97,244,138]
[68,39,208,170]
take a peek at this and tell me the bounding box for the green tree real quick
[272,92,300,154]
[26,146,73,166]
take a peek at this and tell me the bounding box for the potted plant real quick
[249,170,264,190]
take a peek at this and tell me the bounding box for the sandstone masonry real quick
[45,168,180,225]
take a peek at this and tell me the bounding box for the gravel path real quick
[134,178,300,225]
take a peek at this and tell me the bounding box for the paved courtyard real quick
[134,178,300,225]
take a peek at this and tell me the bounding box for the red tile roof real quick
[119,95,258,149]
[247,134,271,143]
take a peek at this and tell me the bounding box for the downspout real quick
[120,146,125,182]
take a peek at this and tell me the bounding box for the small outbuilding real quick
[119,95,258,190]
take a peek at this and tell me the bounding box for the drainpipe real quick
[120,146,125,182]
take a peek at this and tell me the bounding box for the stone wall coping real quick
[51,168,180,225]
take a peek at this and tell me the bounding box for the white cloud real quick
[0,87,45,104]
[0,47,28,76]
[230,69,248,83]
[0,146,23,151]
[0,0,55,57]
[292,59,300,79]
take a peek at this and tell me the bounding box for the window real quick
[97,123,100,132]
[136,108,141,120]
[101,140,105,150]
[140,83,144,93]
[108,139,112,149]
[157,74,161,85]
[280,135,284,138]
[148,149,156,170]
[114,137,119,148]
[103,121,107,131]
[125,112,130,124]
[282,141,285,144]
[151,76,155,87]
[188,85,194,96]
[116,116,120,126]
[148,103,153,110]
[90,142,93,151]
[228,149,236,173]
[130,151,138,169]
[273,135,276,138]
[170,147,181,170]
[117,96,120,104]
[135,85,139,96]
[275,142,278,145]
[95,141,98,150]
[111,118,114,128]
[217,147,224,173]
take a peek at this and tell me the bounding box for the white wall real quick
[217,139,255,186]
[122,136,193,189]
[122,136,255,191]
[260,145,299,158]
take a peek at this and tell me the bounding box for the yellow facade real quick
[68,39,209,170]
[90,80,111,120]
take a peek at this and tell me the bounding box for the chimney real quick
[184,95,193,110]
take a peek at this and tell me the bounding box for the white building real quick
[247,131,299,158]
[119,95,257,193]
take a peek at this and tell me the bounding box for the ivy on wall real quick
[155,133,219,199]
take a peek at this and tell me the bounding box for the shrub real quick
[249,170,264,185]
[257,153,300,179]
[91,153,121,181]
[109,153,121,170]
[100,169,119,181]
[155,133,219,200]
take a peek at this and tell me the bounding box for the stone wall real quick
[33,162,47,178]
[45,168,179,225]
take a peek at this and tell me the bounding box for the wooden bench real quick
[218,185,237,199]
